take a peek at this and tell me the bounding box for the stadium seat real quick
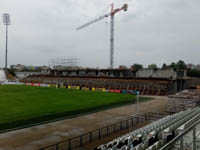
[94,107,200,150]
[135,144,143,150]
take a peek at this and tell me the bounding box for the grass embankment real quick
[0,85,151,131]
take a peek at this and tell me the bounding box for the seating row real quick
[94,107,200,150]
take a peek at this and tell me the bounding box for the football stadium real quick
[1,1,200,150]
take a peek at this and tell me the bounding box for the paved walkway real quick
[0,96,167,150]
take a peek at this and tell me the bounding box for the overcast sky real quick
[0,0,199,68]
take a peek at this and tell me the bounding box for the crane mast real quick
[77,3,128,68]
[110,3,114,68]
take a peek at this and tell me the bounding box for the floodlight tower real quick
[3,13,11,71]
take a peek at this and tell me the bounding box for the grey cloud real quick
[0,0,199,68]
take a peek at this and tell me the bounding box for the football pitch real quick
[0,85,150,131]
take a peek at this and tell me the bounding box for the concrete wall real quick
[136,69,178,79]
[51,69,136,78]
[15,72,41,80]
[185,78,200,89]
[50,68,187,80]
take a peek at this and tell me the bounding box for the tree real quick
[176,60,187,70]
[148,64,158,69]
[162,63,167,69]
[169,62,177,70]
[7,68,16,76]
[187,69,200,78]
[132,64,143,70]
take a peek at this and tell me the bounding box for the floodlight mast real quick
[76,3,128,68]
[3,13,10,72]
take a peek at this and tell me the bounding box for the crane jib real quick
[76,13,111,30]
[76,3,128,68]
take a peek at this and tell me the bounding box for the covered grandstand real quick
[22,76,171,96]
[20,68,187,96]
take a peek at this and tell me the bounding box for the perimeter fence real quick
[40,112,166,150]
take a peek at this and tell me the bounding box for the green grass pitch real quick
[0,85,148,131]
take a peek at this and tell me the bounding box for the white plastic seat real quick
[157,140,162,149]
[136,144,143,150]
[112,144,118,150]
[151,143,157,150]
[121,145,127,150]
[177,124,185,131]
[143,140,148,149]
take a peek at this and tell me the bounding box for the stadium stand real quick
[22,76,169,95]
[0,70,7,83]
[94,107,200,150]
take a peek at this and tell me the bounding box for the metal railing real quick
[160,118,200,150]
[167,100,200,115]
[40,112,165,150]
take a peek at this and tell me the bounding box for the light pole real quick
[3,13,10,72]
[136,91,140,114]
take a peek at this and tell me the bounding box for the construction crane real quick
[76,3,128,68]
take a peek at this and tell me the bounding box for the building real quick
[15,72,41,80]
[136,68,186,80]
[187,63,200,70]
[10,64,25,71]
